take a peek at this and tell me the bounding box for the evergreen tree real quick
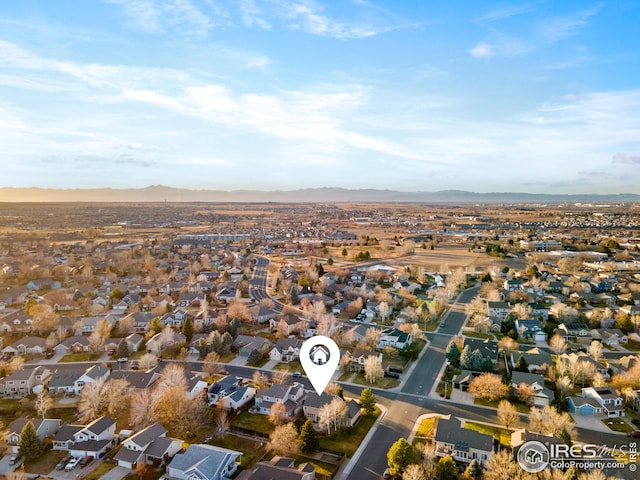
[117,339,129,359]
[19,421,43,461]
[181,317,194,343]
[459,345,472,369]
[435,455,458,480]
[386,438,415,478]
[327,258,334,266]
[464,458,483,479]
[445,341,460,366]
[481,357,494,373]
[514,355,529,372]
[336,386,344,400]
[342,248,348,257]
[228,319,242,338]
[557,427,573,447]
[149,317,163,335]
[359,388,376,416]
[298,419,319,454]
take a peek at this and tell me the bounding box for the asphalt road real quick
[250,256,285,313]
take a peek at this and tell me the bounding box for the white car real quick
[65,457,81,471]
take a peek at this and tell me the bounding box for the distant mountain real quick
[0,185,639,203]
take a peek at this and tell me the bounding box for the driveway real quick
[0,453,20,475]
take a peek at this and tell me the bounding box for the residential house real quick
[510,347,553,373]
[2,335,47,355]
[269,338,304,363]
[125,333,144,353]
[514,319,547,342]
[452,370,481,392]
[487,301,510,319]
[53,415,117,459]
[511,430,564,450]
[237,456,316,480]
[434,417,493,465]
[348,349,384,373]
[207,376,256,410]
[114,423,182,469]
[269,314,305,337]
[463,338,500,367]
[48,365,110,395]
[107,370,161,392]
[594,328,628,346]
[504,279,523,292]
[569,387,624,417]
[511,372,554,407]
[529,303,550,322]
[54,335,90,355]
[167,444,242,480]
[558,322,592,341]
[254,384,305,418]
[146,330,186,355]
[123,312,156,333]
[558,352,609,379]
[27,278,61,291]
[378,328,412,350]
[233,335,272,358]
[5,418,61,453]
[0,366,50,397]
[302,392,361,427]
[77,315,117,335]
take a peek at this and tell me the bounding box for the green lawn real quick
[602,418,634,433]
[625,341,640,352]
[249,356,270,368]
[25,448,67,475]
[318,408,380,457]
[473,397,530,413]
[337,371,353,382]
[412,416,440,446]
[353,373,400,389]
[273,360,303,372]
[209,434,266,467]
[463,331,493,340]
[84,461,116,480]
[232,411,274,434]
[60,352,103,362]
[464,421,513,447]
[0,398,21,415]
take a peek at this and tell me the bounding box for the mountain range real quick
[0,185,638,203]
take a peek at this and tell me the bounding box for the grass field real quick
[84,461,116,480]
[318,408,380,457]
[209,434,265,467]
[412,416,440,445]
[60,352,103,362]
[353,373,400,389]
[603,418,634,433]
[464,421,513,447]
[232,411,274,434]
[474,397,530,413]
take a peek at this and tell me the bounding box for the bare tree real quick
[78,377,107,422]
[402,464,426,480]
[203,351,222,377]
[498,337,518,358]
[497,400,519,430]
[259,297,275,309]
[139,352,159,370]
[318,397,348,434]
[364,327,381,350]
[483,449,530,480]
[268,423,299,456]
[271,370,290,385]
[268,401,288,426]
[130,388,159,427]
[515,383,536,406]
[252,370,269,389]
[529,405,573,436]
[364,355,384,384]
[589,340,603,362]
[468,374,508,401]
[35,390,53,419]
[213,400,230,437]
[549,334,567,356]
[7,356,24,375]
[105,378,131,418]
[379,301,391,321]
[158,364,188,392]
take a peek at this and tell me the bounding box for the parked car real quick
[56,455,71,470]
[65,457,80,471]
[79,456,93,468]
[383,467,391,479]
[291,372,302,378]
[440,322,446,328]
[8,455,21,465]
[627,430,640,438]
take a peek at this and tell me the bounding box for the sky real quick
[1,1,639,194]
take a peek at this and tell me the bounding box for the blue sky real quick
[1,1,639,193]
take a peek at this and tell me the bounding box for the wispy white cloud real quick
[106,0,214,36]
[537,4,602,42]
[613,152,640,165]
[469,42,494,59]
[239,0,271,29]
[474,4,534,22]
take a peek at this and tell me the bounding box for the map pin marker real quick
[300,335,340,395]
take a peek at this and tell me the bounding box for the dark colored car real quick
[79,456,93,468]
[56,455,71,470]
[627,431,640,438]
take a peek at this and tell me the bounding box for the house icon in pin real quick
[309,345,330,365]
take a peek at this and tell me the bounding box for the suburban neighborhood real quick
[0,202,639,480]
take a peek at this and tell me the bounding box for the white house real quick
[167,444,242,480]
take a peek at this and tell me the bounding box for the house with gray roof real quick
[269,337,304,363]
[0,366,50,397]
[108,370,161,392]
[511,372,554,406]
[53,415,116,458]
[5,418,62,453]
[2,335,47,355]
[434,417,494,465]
[302,392,361,427]
[254,384,305,418]
[114,422,182,470]
[53,335,90,354]
[48,364,110,395]
[167,444,242,480]
[378,328,412,350]
[236,456,316,480]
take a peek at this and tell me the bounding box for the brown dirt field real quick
[390,246,526,272]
